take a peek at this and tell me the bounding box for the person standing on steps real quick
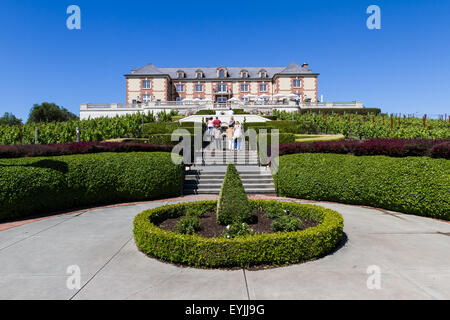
[213,117,221,128]
[233,121,244,151]
[212,124,222,150]
[228,116,235,129]
[207,117,214,137]
[226,124,234,150]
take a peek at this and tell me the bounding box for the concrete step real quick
[183,188,277,195]
[185,182,275,188]
[185,174,272,178]
[185,178,274,184]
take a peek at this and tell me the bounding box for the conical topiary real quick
[216,164,251,225]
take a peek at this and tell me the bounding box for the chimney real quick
[302,62,309,68]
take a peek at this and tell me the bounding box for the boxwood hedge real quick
[0,152,182,221]
[216,164,251,225]
[275,154,450,220]
[133,200,344,268]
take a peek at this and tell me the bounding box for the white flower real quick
[226,225,230,230]
[226,235,230,239]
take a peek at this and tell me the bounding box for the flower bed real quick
[133,200,344,268]
[278,138,449,159]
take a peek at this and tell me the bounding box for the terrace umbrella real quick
[244,94,257,100]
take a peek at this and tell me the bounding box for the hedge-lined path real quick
[0,196,449,300]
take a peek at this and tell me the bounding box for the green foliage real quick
[223,222,254,239]
[271,215,303,232]
[269,113,450,139]
[216,164,251,225]
[0,113,22,126]
[276,153,450,220]
[257,132,296,145]
[0,114,145,145]
[133,200,344,268]
[175,216,202,235]
[28,102,78,123]
[0,152,182,221]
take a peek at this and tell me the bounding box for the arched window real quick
[219,69,225,78]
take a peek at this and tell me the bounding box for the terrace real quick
[80,101,365,120]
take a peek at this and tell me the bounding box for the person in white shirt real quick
[233,121,244,151]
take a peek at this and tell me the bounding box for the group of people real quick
[207,116,244,151]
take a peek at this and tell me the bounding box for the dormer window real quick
[241,70,249,78]
[259,69,267,78]
[217,67,227,78]
[177,70,185,79]
[196,70,203,79]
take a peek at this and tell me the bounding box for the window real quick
[195,84,203,92]
[219,70,225,78]
[217,97,227,103]
[240,84,249,92]
[177,72,184,79]
[241,72,248,78]
[176,97,184,101]
[217,84,227,92]
[176,84,185,92]
[260,72,266,78]
[293,79,302,88]
[142,94,151,102]
[142,80,151,89]
[197,73,202,79]
[259,84,267,92]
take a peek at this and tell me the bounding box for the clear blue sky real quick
[0,0,449,121]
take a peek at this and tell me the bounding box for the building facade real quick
[124,62,319,104]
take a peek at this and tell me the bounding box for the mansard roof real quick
[127,62,316,79]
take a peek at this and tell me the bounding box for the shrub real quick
[0,152,182,221]
[276,153,450,220]
[258,132,296,145]
[175,216,202,235]
[223,222,254,239]
[216,164,251,225]
[0,142,172,159]
[142,122,181,135]
[278,139,450,159]
[133,200,344,267]
[271,215,303,232]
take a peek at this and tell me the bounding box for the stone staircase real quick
[183,139,276,195]
[183,167,276,195]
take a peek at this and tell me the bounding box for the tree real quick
[27,102,78,123]
[216,164,251,225]
[0,112,23,125]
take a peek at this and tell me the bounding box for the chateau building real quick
[124,62,319,104]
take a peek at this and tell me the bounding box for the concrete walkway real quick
[0,196,449,300]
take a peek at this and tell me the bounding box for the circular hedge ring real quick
[133,200,344,268]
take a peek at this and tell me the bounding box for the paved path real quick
[0,196,449,300]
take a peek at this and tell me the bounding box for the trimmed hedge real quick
[0,152,182,221]
[278,139,450,159]
[133,200,344,268]
[275,153,450,220]
[217,164,251,224]
[0,142,172,159]
[258,132,296,145]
